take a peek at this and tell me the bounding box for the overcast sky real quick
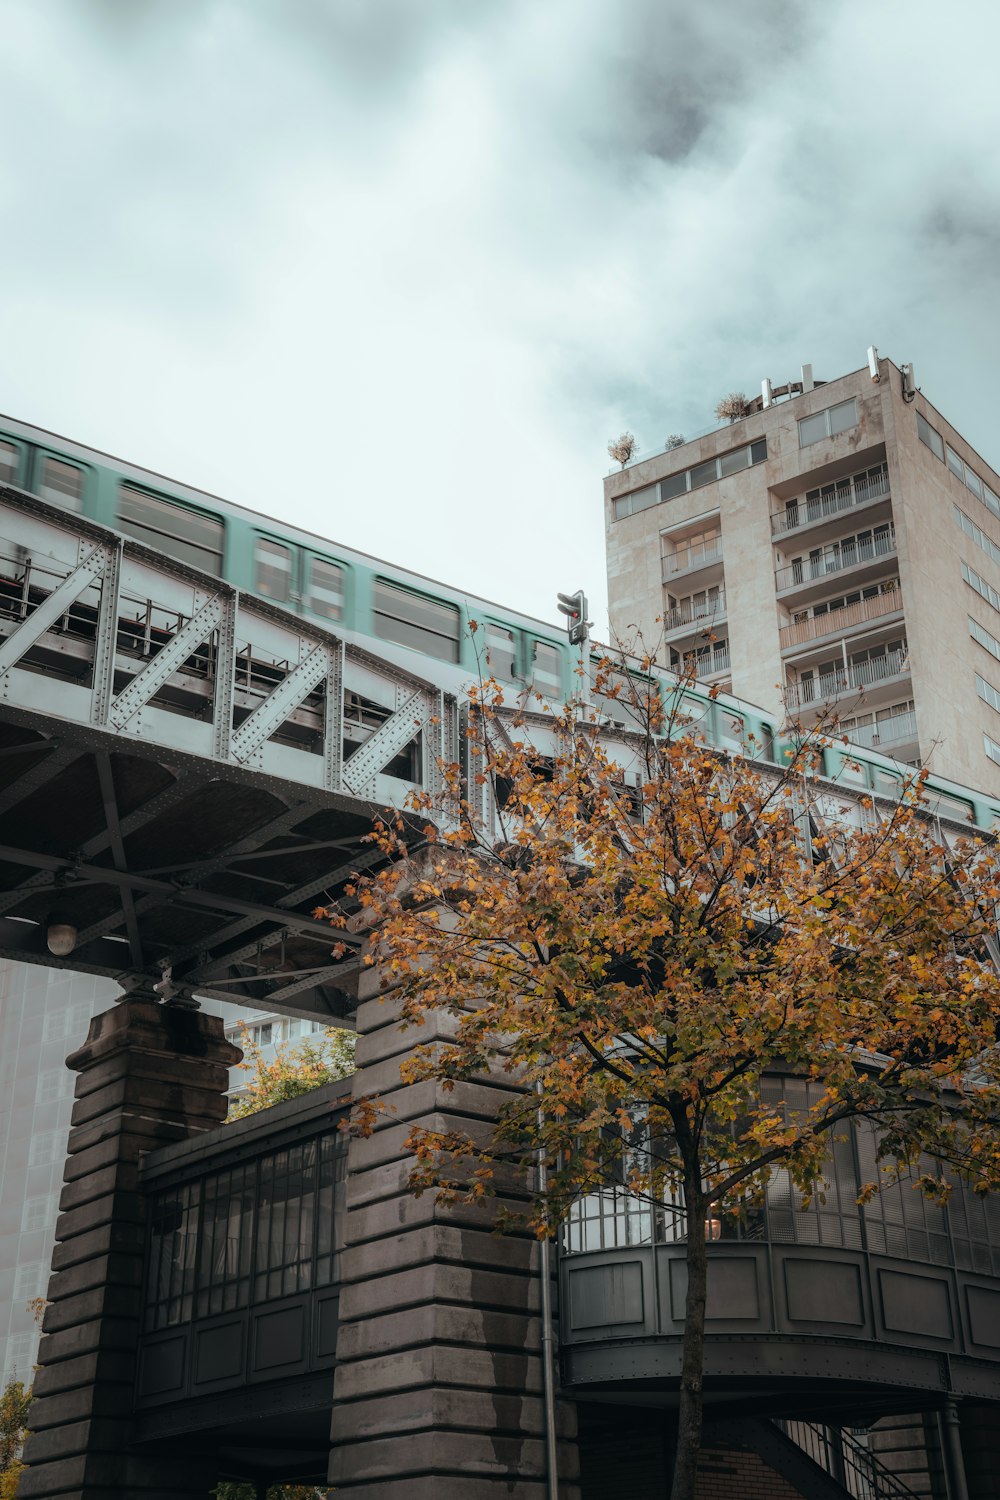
[2,0,999,635]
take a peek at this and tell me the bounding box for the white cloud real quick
[1,0,998,638]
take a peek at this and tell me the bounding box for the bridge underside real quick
[0,485,459,1020]
[0,712,376,1019]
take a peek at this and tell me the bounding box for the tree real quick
[213,1483,324,1499]
[329,656,1000,1500]
[227,1025,355,1121]
[607,431,637,468]
[714,391,749,423]
[0,1376,31,1500]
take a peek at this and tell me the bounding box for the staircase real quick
[776,1421,920,1500]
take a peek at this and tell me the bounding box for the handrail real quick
[664,541,724,578]
[786,649,909,709]
[843,710,917,750]
[779,587,902,650]
[776,527,896,591]
[664,592,727,632]
[771,471,890,537]
[775,1421,919,1500]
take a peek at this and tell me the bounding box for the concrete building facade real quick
[605,350,1000,796]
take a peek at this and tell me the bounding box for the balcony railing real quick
[842,710,918,751]
[677,648,730,680]
[775,526,896,592]
[786,649,909,709]
[779,586,903,650]
[664,592,727,632]
[770,470,891,537]
[663,540,723,578]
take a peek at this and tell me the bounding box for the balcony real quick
[673,647,731,682]
[663,591,727,637]
[779,587,903,652]
[770,470,891,538]
[843,710,918,754]
[785,649,909,711]
[662,539,723,583]
[775,526,897,598]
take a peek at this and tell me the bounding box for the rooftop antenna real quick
[867,345,881,383]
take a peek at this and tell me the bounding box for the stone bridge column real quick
[17,990,241,1500]
[328,970,581,1500]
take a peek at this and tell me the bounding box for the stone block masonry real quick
[17,992,241,1500]
[328,970,581,1498]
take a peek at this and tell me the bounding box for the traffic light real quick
[557,589,589,647]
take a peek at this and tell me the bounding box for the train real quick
[1,411,998,835]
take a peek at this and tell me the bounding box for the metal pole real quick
[941,1400,970,1500]
[536,1084,560,1500]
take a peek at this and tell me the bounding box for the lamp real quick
[46,910,77,957]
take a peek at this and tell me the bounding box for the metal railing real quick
[664,592,727,632]
[664,540,723,578]
[770,470,891,537]
[843,710,918,750]
[776,1421,918,1500]
[775,526,896,592]
[678,648,730,679]
[779,587,902,650]
[786,649,909,709]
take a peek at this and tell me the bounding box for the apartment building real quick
[605,350,1000,794]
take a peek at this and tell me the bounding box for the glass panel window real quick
[970,615,1000,663]
[986,734,1000,768]
[829,398,858,435]
[531,640,562,699]
[917,411,945,460]
[613,495,631,521]
[965,467,983,501]
[690,458,719,489]
[630,484,658,514]
[660,470,688,501]
[946,446,965,479]
[486,623,516,680]
[308,557,344,620]
[374,580,460,661]
[719,447,748,478]
[119,487,225,575]
[39,457,83,511]
[750,438,768,464]
[255,538,292,602]
[797,411,829,446]
[0,440,19,483]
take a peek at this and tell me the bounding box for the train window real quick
[119,486,225,575]
[531,640,562,699]
[374,580,459,661]
[486,624,516,680]
[0,441,17,483]
[39,457,84,512]
[255,538,292,602]
[873,769,900,799]
[717,710,744,752]
[308,558,344,621]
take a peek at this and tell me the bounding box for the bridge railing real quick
[135,1078,352,1411]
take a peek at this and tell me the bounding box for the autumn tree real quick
[0,1375,31,1500]
[227,1024,355,1122]
[328,655,1000,1500]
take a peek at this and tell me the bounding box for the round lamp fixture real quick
[46,916,78,957]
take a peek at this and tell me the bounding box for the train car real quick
[1,412,998,834]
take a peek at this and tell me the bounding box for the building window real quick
[0,440,18,483]
[612,439,766,521]
[28,1130,63,1167]
[36,1068,66,1105]
[255,539,293,603]
[119,487,225,575]
[977,675,1000,715]
[373,580,460,662]
[955,506,1000,568]
[307,558,344,621]
[797,398,857,448]
[986,734,1000,768]
[970,616,1000,663]
[663,526,722,576]
[916,411,945,461]
[13,1264,43,1301]
[39,457,84,512]
[962,562,1000,615]
[21,1195,55,1232]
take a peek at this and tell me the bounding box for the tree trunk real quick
[670,1178,708,1500]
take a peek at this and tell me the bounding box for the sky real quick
[2,0,999,637]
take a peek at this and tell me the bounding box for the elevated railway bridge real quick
[1,485,998,1499]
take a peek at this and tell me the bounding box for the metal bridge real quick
[0,484,458,1019]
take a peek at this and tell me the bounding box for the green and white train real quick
[2,412,998,833]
